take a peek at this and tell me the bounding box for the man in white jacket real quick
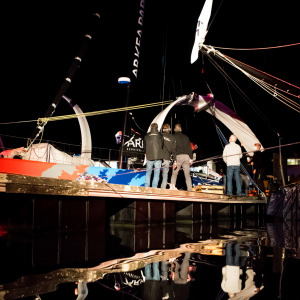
[221,243,243,298]
[222,134,243,197]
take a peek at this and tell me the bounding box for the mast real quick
[27,13,100,150]
[119,0,146,169]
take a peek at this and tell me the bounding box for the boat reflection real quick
[0,221,299,299]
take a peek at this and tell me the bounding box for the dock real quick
[0,173,266,226]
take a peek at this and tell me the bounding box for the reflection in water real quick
[0,219,299,299]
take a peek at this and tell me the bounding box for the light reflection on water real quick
[0,218,299,299]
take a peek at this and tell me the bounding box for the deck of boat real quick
[0,173,266,204]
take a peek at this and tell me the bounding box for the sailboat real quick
[0,1,299,192]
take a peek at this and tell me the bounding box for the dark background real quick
[1,0,299,166]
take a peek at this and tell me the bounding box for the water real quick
[0,204,299,300]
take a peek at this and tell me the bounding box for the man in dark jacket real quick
[144,123,164,188]
[252,142,266,197]
[170,124,193,191]
[160,123,176,189]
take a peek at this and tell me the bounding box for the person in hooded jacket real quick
[160,123,176,189]
[170,124,193,191]
[144,123,164,188]
[251,142,266,197]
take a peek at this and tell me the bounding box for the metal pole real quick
[278,133,286,186]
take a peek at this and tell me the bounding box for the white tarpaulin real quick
[149,93,262,154]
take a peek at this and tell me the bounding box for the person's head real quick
[229,134,237,142]
[174,124,182,133]
[254,142,261,150]
[150,123,158,131]
[162,123,171,133]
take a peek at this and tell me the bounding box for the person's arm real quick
[171,138,176,158]
[223,147,227,164]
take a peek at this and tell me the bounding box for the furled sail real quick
[150,93,262,154]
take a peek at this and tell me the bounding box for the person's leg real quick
[244,175,250,195]
[256,168,265,193]
[160,261,169,281]
[171,155,181,187]
[152,160,162,188]
[182,155,192,191]
[234,166,242,195]
[178,252,191,282]
[161,159,170,189]
[145,160,154,187]
[233,243,241,266]
[226,243,233,265]
[240,174,245,193]
[152,262,160,281]
[223,174,227,194]
[226,166,233,195]
[145,263,152,279]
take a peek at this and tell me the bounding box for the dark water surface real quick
[0,201,299,300]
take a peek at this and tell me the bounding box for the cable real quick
[214,42,300,51]
[0,100,174,126]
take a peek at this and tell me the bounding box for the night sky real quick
[1,0,299,163]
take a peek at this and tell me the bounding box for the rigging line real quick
[221,59,236,113]
[207,0,224,32]
[205,53,259,114]
[39,100,174,122]
[236,64,300,111]
[214,42,300,51]
[224,56,300,105]
[0,133,29,140]
[0,119,38,125]
[249,77,300,113]
[192,141,300,166]
[203,50,279,134]
[1,100,174,126]
[249,75,299,104]
[215,125,227,149]
[221,52,300,93]
[247,75,300,112]
[102,141,300,180]
[131,114,147,133]
[204,53,278,136]
[200,64,264,141]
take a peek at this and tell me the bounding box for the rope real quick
[211,50,300,113]
[0,100,174,126]
[38,100,173,123]
[214,42,300,51]
[99,141,300,180]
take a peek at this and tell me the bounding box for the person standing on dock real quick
[144,123,164,188]
[222,134,243,197]
[170,124,193,191]
[251,142,266,197]
[221,242,243,298]
[160,123,176,189]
